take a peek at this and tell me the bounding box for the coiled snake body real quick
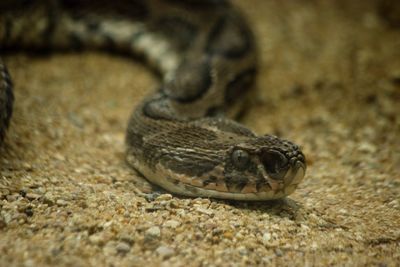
[0,0,306,200]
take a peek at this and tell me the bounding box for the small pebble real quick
[163,220,180,228]
[156,246,174,259]
[262,232,271,245]
[43,193,55,206]
[6,194,20,202]
[156,194,173,201]
[311,242,318,250]
[275,248,283,257]
[145,226,161,238]
[89,234,106,246]
[237,246,248,255]
[119,233,135,245]
[56,199,68,207]
[145,204,163,212]
[26,193,41,201]
[116,241,131,254]
[358,142,377,153]
[196,207,214,216]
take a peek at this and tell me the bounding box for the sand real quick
[1,0,399,266]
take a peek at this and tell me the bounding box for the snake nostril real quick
[262,150,288,180]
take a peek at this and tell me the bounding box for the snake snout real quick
[261,150,289,180]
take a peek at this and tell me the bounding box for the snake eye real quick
[232,149,250,170]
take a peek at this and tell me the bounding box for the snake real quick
[0,0,306,201]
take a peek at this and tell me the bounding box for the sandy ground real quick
[1,0,399,266]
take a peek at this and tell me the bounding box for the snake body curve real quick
[0,0,306,200]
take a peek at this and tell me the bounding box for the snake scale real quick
[0,0,306,200]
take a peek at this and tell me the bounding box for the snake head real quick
[224,134,306,197]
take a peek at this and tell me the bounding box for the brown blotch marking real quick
[161,153,219,178]
[152,16,198,50]
[2,18,13,46]
[69,32,84,50]
[206,14,252,58]
[204,183,217,190]
[190,178,204,187]
[202,175,218,186]
[174,174,192,186]
[205,106,223,117]
[102,33,117,51]
[256,181,268,192]
[166,176,180,185]
[40,2,57,45]
[224,175,249,192]
[163,57,212,103]
[225,181,247,193]
[257,181,280,193]
[240,183,257,194]
[213,181,228,192]
[225,68,256,105]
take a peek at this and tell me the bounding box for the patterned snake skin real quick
[0,0,306,200]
